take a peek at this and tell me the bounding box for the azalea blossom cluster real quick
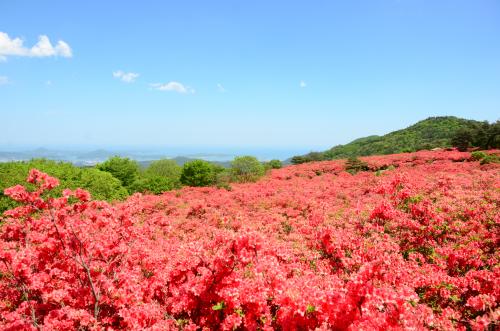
[0,150,498,330]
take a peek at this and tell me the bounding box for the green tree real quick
[180,160,218,187]
[130,159,183,194]
[97,156,140,189]
[129,175,178,194]
[345,157,369,174]
[265,159,282,169]
[290,117,495,163]
[290,156,307,165]
[78,168,129,200]
[470,151,487,161]
[291,152,325,164]
[0,159,128,214]
[451,129,473,152]
[483,120,500,149]
[230,156,265,183]
[214,169,233,190]
[471,121,491,149]
[143,159,182,189]
[145,159,182,180]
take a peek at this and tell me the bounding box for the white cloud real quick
[217,83,226,93]
[300,80,307,88]
[0,32,25,57]
[55,40,72,57]
[113,70,139,83]
[31,35,57,57]
[0,76,8,85]
[150,81,194,94]
[0,32,72,60]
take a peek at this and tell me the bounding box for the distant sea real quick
[0,145,320,166]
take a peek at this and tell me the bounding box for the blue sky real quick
[1,0,499,152]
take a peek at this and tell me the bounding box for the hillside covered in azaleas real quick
[0,150,498,330]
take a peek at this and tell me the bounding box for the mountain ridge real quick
[290,116,498,164]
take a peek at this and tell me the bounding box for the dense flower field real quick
[0,150,498,330]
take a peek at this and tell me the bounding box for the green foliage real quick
[129,175,178,194]
[130,159,182,194]
[479,154,500,165]
[281,221,293,234]
[214,170,233,190]
[470,151,487,161]
[0,159,128,214]
[291,117,499,163]
[97,156,140,189]
[451,128,473,152]
[180,160,219,187]
[306,304,316,314]
[230,156,265,183]
[291,152,325,165]
[78,168,129,200]
[265,159,282,170]
[401,147,414,153]
[145,159,182,181]
[212,301,225,311]
[345,157,369,174]
[470,120,500,149]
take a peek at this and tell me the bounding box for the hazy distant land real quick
[0,147,308,167]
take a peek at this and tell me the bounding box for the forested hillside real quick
[291,116,499,164]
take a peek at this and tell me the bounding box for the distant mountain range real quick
[0,149,236,168]
[290,116,497,163]
[5,116,496,167]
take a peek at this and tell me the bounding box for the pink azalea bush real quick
[0,150,498,330]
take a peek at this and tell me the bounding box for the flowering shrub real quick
[0,151,498,330]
